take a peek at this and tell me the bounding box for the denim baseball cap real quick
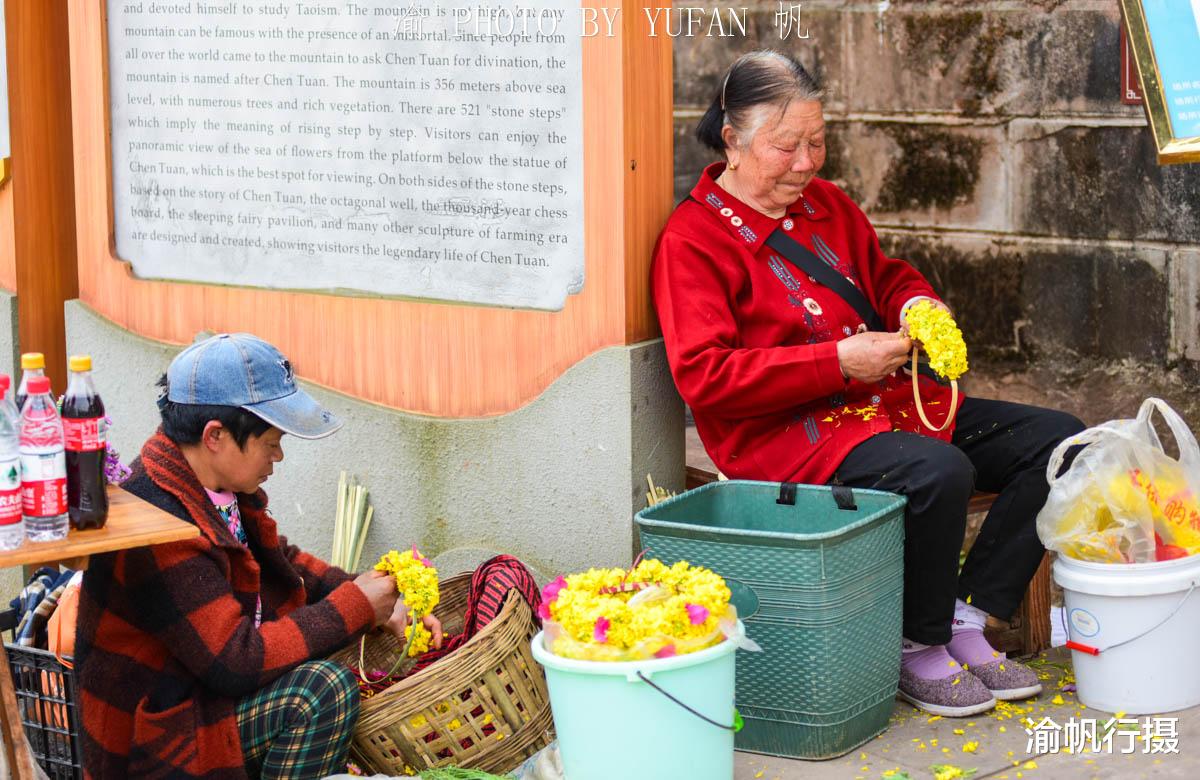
[166,333,342,439]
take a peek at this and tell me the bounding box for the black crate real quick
[2,611,83,779]
[4,643,83,779]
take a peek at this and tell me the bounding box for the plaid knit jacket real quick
[75,431,376,778]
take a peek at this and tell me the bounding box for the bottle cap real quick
[68,355,92,372]
[27,376,50,395]
[21,353,44,370]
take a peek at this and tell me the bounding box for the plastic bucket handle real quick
[632,671,737,731]
[1066,581,1197,655]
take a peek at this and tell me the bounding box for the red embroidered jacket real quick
[76,432,375,778]
[652,163,963,485]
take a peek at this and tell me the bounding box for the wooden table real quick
[0,483,199,779]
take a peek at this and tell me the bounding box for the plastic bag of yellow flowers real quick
[1037,399,1200,563]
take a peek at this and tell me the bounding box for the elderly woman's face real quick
[729,99,826,213]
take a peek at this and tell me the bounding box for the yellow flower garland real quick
[375,547,440,656]
[541,559,732,662]
[905,301,968,381]
[904,301,967,432]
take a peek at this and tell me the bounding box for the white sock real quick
[953,598,988,632]
[901,637,930,653]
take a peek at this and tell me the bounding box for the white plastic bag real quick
[1037,398,1200,563]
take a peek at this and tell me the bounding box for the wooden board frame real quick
[0,178,14,293]
[68,0,672,417]
[9,0,79,390]
[1119,0,1200,165]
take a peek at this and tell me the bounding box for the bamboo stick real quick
[333,471,348,567]
[352,505,374,572]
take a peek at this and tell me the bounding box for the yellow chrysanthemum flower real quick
[375,547,440,656]
[906,301,969,381]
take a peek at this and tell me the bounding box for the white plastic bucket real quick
[1054,554,1200,714]
[530,625,742,780]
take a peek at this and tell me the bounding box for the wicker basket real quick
[330,573,553,776]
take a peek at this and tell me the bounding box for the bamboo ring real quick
[911,346,958,432]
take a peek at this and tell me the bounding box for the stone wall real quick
[672,1,1200,424]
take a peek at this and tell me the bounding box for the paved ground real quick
[5,651,1196,779]
[729,648,1198,779]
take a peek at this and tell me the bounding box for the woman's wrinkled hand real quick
[382,601,445,650]
[899,298,952,336]
[353,569,400,628]
[422,614,444,650]
[836,331,913,384]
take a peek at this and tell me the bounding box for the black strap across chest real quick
[764,227,885,333]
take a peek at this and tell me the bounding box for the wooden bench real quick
[684,466,1052,657]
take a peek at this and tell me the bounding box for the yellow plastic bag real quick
[1037,399,1200,563]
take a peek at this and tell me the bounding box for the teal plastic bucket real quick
[530,624,743,780]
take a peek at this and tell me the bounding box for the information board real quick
[109,1,585,310]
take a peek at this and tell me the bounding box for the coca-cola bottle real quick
[15,352,45,413]
[20,376,68,542]
[63,355,108,530]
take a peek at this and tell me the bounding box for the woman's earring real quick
[728,160,739,171]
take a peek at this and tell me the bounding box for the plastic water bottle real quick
[20,376,68,542]
[0,375,19,428]
[15,352,46,413]
[0,381,22,550]
[63,355,108,530]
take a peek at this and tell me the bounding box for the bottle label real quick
[20,403,63,449]
[64,417,107,452]
[0,456,20,527]
[21,449,67,517]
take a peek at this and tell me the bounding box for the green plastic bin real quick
[635,480,906,760]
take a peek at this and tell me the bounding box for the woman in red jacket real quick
[652,51,1084,718]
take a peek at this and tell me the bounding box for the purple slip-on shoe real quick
[897,667,997,718]
[965,657,1043,701]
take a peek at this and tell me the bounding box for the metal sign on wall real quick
[1119,0,1200,164]
[108,1,586,310]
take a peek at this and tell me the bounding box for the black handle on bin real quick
[777,482,797,506]
[832,485,857,511]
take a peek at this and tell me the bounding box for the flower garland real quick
[905,301,967,432]
[375,546,440,655]
[905,301,968,381]
[350,546,441,693]
[540,558,732,661]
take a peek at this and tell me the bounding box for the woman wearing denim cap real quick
[73,334,443,779]
[651,51,1085,717]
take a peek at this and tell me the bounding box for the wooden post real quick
[6,0,78,392]
[0,642,38,779]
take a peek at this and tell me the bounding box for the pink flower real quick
[541,575,568,606]
[654,644,677,659]
[686,603,709,625]
[411,544,433,568]
[593,616,610,644]
[537,603,551,621]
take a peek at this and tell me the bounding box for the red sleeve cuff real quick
[810,339,849,398]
